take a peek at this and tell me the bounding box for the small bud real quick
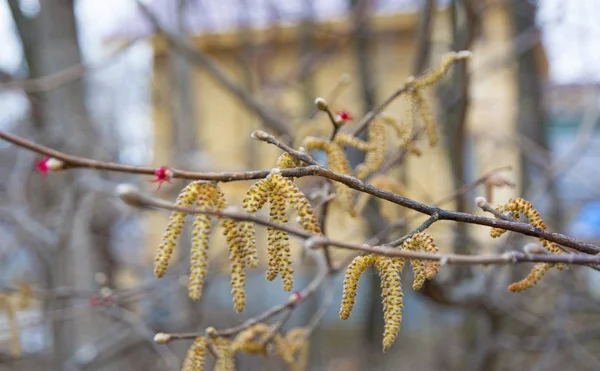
[523,243,547,255]
[46,158,65,171]
[475,196,487,208]
[36,157,65,178]
[100,286,113,298]
[94,272,108,285]
[153,333,172,344]
[314,97,328,111]
[288,291,303,304]
[116,184,144,207]
[251,130,269,141]
[205,327,217,337]
[456,50,473,59]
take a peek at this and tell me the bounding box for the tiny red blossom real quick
[150,166,173,190]
[292,291,303,303]
[336,111,353,121]
[89,295,101,307]
[36,157,50,178]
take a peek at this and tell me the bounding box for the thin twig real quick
[385,213,440,247]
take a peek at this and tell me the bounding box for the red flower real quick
[89,295,101,307]
[336,111,353,121]
[292,291,303,303]
[35,157,65,179]
[150,166,173,190]
[36,157,51,178]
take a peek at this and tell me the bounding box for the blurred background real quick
[1,0,600,370]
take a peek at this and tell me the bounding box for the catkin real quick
[230,260,247,313]
[182,337,207,371]
[413,51,471,89]
[401,237,428,290]
[334,132,374,151]
[491,198,564,291]
[240,179,270,267]
[213,337,235,371]
[375,256,404,352]
[340,254,377,320]
[271,172,321,235]
[276,152,304,169]
[154,181,201,278]
[189,214,211,300]
[508,263,552,292]
[356,119,387,179]
[188,183,222,300]
[416,233,440,279]
[412,90,438,147]
[304,136,356,216]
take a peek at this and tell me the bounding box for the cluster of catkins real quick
[154,153,321,312]
[490,198,564,292]
[182,324,309,371]
[302,51,472,217]
[339,232,440,351]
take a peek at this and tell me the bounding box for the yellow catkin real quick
[237,221,259,269]
[492,198,564,291]
[334,132,374,151]
[276,152,304,169]
[189,214,211,300]
[402,237,428,290]
[154,181,201,278]
[231,323,270,354]
[415,233,440,279]
[340,254,377,320]
[189,183,225,300]
[213,337,235,371]
[508,263,552,292]
[230,259,247,313]
[413,51,471,89]
[285,328,309,371]
[356,119,387,179]
[266,173,294,291]
[375,256,404,352]
[274,335,295,365]
[412,90,438,147]
[270,171,321,235]
[303,137,356,216]
[242,179,270,213]
[380,114,422,156]
[239,179,270,267]
[182,337,207,371]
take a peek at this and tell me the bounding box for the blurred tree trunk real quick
[508,0,561,227]
[439,0,477,257]
[8,1,119,369]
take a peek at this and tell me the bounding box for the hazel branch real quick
[119,186,600,267]
[2,130,598,254]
